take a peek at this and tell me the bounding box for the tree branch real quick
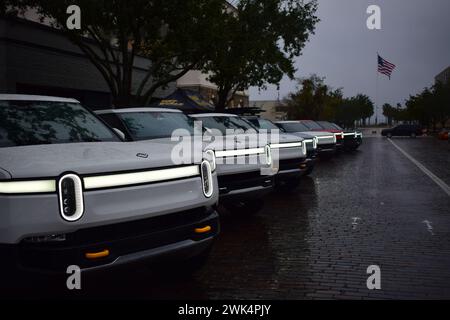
[68,34,119,97]
[141,62,197,104]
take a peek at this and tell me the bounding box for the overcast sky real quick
[249,0,450,120]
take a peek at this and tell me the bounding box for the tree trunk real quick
[113,93,133,108]
[215,89,230,112]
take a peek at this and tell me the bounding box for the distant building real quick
[435,66,450,84]
[154,88,215,114]
[249,100,289,121]
[176,71,249,109]
[1,2,247,111]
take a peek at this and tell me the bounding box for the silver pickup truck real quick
[96,109,274,214]
[276,121,337,157]
[0,95,219,281]
[244,117,317,177]
[190,113,307,194]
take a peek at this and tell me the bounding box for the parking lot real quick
[14,136,450,300]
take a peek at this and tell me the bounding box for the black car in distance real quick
[381,124,423,138]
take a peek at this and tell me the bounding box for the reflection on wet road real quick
[11,137,450,299]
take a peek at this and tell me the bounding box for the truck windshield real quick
[254,119,280,130]
[331,123,344,131]
[194,116,258,135]
[317,121,336,130]
[278,122,310,133]
[0,100,118,148]
[117,112,195,140]
[301,120,323,130]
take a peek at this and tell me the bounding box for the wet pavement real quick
[9,137,450,299]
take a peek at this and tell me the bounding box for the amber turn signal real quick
[85,249,110,260]
[195,226,212,234]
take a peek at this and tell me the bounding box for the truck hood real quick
[274,133,304,144]
[0,167,11,180]
[286,132,316,140]
[312,129,341,133]
[289,131,334,138]
[0,141,190,180]
[202,133,269,151]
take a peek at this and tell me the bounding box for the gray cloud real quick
[250,0,450,120]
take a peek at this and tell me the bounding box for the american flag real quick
[378,54,396,79]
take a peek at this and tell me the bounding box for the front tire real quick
[183,248,212,274]
[410,132,417,138]
[304,165,315,176]
[224,199,264,215]
[275,178,301,192]
[387,133,392,139]
[151,246,213,278]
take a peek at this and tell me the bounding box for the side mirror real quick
[202,128,214,142]
[113,128,126,141]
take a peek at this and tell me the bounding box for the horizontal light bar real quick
[317,136,334,140]
[343,132,356,136]
[303,139,314,144]
[0,180,56,194]
[271,142,303,149]
[215,147,265,158]
[83,165,200,190]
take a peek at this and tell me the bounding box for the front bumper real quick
[317,143,336,155]
[0,175,218,244]
[301,157,316,175]
[275,157,306,180]
[343,134,362,149]
[218,170,274,200]
[0,207,219,274]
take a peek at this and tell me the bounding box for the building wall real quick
[177,75,249,109]
[176,70,217,91]
[0,17,175,109]
[249,100,288,121]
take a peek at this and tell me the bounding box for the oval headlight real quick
[201,160,214,198]
[265,145,272,166]
[58,174,84,222]
[204,150,216,172]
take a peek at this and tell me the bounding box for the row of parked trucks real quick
[0,94,362,287]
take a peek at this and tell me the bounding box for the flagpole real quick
[375,52,379,126]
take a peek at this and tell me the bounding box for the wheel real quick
[410,132,417,138]
[275,178,301,193]
[154,247,212,278]
[349,144,360,151]
[304,165,315,175]
[183,248,212,274]
[387,133,392,138]
[224,199,264,215]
